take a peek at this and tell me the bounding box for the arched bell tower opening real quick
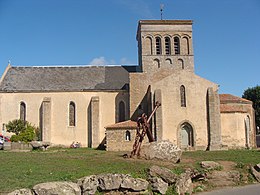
[136,20,194,73]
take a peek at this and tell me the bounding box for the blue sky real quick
[0,0,259,96]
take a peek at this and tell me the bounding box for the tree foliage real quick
[6,119,39,143]
[242,85,260,128]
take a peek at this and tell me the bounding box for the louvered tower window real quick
[174,37,180,54]
[155,37,162,55]
[165,37,171,55]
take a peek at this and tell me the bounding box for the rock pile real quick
[7,161,260,195]
[251,163,260,182]
[8,174,149,195]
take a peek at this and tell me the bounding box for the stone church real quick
[0,20,256,150]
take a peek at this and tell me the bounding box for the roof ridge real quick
[11,64,128,68]
[219,94,252,103]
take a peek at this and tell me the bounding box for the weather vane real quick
[160,4,164,20]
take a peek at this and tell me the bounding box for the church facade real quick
[0,20,256,150]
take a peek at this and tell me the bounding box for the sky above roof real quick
[0,0,259,96]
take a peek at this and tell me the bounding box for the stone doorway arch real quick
[180,122,194,149]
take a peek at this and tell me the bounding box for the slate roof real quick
[0,65,138,92]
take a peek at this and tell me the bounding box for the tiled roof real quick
[106,120,137,129]
[219,94,252,104]
[0,65,138,92]
[220,104,248,113]
[219,94,252,113]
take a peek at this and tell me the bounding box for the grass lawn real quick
[0,148,259,193]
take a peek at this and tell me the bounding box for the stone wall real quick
[220,95,256,148]
[207,88,222,150]
[106,128,136,151]
[0,91,128,148]
[137,20,194,73]
[151,71,218,150]
[106,120,149,152]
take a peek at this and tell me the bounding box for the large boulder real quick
[121,175,149,191]
[77,175,99,195]
[30,141,50,150]
[97,174,123,191]
[33,181,81,195]
[148,165,177,184]
[149,177,168,194]
[139,140,182,163]
[207,170,240,187]
[7,188,34,195]
[251,164,260,182]
[200,161,222,170]
[175,169,193,195]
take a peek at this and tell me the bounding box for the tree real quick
[5,119,26,135]
[242,85,260,129]
[6,119,38,143]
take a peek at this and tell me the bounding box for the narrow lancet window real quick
[174,37,180,54]
[20,102,26,121]
[180,85,186,107]
[145,37,152,55]
[125,130,131,141]
[165,37,171,55]
[155,37,162,55]
[119,101,126,122]
[69,101,76,126]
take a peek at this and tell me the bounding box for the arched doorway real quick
[180,123,194,148]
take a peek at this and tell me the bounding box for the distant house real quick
[0,20,256,150]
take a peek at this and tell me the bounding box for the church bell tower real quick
[136,20,194,73]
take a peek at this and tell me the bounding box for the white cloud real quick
[120,57,134,65]
[89,56,134,66]
[89,57,115,66]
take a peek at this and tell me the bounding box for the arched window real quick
[180,85,186,107]
[166,58,172,65]
[154,59,160,68]
[181,122,194,147]
[145,37,152,55]
[155,37,162,55]
[183,37,190,55]
[20,102,26,121]
[165,37,171,55]
[69,101,76,126]
[138,104,144,117]
[174,37,180,55]
[119,101,125,122]
[178,59,184,69]
[125,130,131,141]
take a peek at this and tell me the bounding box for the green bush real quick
[6,119,26,135]
[6,119,39,143]
[10,135,21,142]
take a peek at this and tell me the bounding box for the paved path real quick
[197,184,260,195]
